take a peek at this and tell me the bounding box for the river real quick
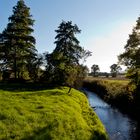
[84,89,140,140]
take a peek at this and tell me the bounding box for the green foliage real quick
[0,87,108,140]
[54,21,82,65]
[119,17,140,86]
[0,0,37,80]
[126,68,140,86]
[83,79,134,110]
[91,64,100,77]
[27,54,44,81]
[110,64,122,77]
[118,17,140,107]
[43,21,91,88]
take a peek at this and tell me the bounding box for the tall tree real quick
[91,64,100,77]
[119,17,140,85]
[27,53,44,81]
[110,64,121,77]
[54,21,83,65]
[0,0,36,80]
[44,21,91,90]
[119,17,140,105]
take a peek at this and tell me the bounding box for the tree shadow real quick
[0,81,55,92]
[21,126,52,140]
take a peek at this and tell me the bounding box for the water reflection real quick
[85,90,139,140]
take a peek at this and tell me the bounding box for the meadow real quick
[0,86,108,140]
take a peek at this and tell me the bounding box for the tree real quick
[91,64,100,77]
[119,17,140,104]
[54,21,83,64]
[74,65,89,87]
[27,53,44,81]
[110,64,121,77]
[119,16,140,86]
[44,21,91,91]
[0,0,36,80]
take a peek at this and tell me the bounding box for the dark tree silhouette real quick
[110,64,121,77]
[91,64,100,77]
[119,17,140,104]
[0,0,36,80]
[54,21,83,64]
[43,21,91,92]
[119,17,140,85]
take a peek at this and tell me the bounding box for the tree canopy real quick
[91,64,100,77]
[110,64,121,77]
[119,17,140,86]
[54,21,83,65]
[43,21,91,89]
[0,1,91,86]
[118,16,140,106]
[0,0,37,80]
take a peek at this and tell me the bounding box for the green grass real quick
[0,87,108,140]
[85,76,129,84]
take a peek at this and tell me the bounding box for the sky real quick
[0,0,140,72]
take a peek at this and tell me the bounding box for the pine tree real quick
[54,21,83,65]
[44,21,91,90]
[0,0,36,80]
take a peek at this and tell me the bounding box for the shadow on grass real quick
[0,81,55,92]
[21,127,52,140]
[21,126,107,140]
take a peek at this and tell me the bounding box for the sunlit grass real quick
[0,87,108,140]
[85,76,129,85]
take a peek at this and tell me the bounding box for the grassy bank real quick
[0,86,108,140]
[83,78,140,119]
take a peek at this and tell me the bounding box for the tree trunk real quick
[68,86,72,94]
[14,47,17,79]
[18,71,20,79]
[14,58,17,79]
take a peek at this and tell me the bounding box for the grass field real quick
[0,86,108,140]
[85,76,129,84]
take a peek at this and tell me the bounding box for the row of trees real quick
[90,64,122,77]
[0,0,91,89]
[1,0,140,94]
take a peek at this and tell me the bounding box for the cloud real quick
[85,20,136,72]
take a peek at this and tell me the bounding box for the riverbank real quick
[0,86,108,140]
[83,78,140,120]
[84,89,139,140]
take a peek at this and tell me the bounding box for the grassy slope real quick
[0,87,108,140]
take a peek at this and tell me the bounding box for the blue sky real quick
[0,0,140,72]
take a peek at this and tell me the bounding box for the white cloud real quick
[85,20,136,72]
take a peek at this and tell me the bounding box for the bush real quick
[83,79,134,111]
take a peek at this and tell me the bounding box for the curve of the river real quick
[84,89,140,140]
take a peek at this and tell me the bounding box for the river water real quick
[84,89,140,140]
